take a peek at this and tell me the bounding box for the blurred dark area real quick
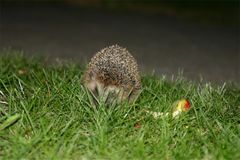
[0,0,239,83]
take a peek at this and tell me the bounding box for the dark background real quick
[0,0,239,83]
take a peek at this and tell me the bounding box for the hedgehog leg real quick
[85,80,101,106]
[127,89,141,103]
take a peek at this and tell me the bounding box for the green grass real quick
[0,51,240,159]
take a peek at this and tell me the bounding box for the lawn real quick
[0,51,239,159]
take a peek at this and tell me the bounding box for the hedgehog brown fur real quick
[83,45,141,104]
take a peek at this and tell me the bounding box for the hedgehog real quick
[83,45,141,105]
